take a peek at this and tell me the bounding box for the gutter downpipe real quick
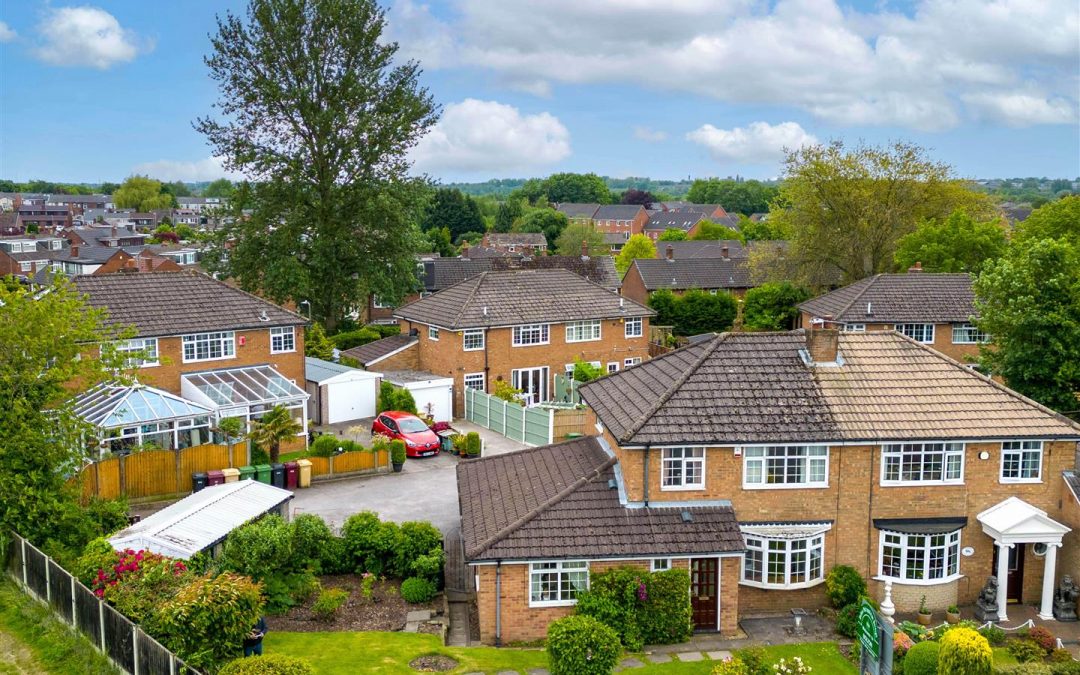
[643,444,650,506]
[495,561,502,647]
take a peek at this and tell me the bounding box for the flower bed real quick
[266,574,439,633]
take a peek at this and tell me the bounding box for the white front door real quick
[512,367,549,406]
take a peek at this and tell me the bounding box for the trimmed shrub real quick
[394,521,444,579]
[1028,626,1057,653]
[400,577,436,603]
[1007,639,1048,664]
[711,658,751,675]
[980,624,1006,646]
[219,654,315,675]
[466,432,481,457]
[1050,649,1075,663]
[993,665,1052,675]
[574,566,691,650]
[311,588,349,621]
[939,627,993,675]
[576,591,642,651]
[331,327,382,351]
[825,565,867,608]
[904,640,940,675]
[390,439,407,466]
[640,569,692,645]
[547,614,621,675]
[733,647,770,675]
[836,602,860,638]
[1052,663,1080,675]
[290,514,335,574]
[342,511,400,575]
[410,548,446,584]
[311,435,341,457]
[156,573,264,670]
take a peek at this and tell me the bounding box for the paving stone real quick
[676,651,704,662]
[496,671,519,675]
[406,609,433,622]
[646,653,672,664]
[707,650,733,661]
[403,621,419,633]
[526,670,550,675]
[619,657,645,668]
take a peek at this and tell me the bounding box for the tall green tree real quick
[304,323,336,361]
[163,180,193,198]
[647,289,737,336]
[658,228,687,241]
[556,222,606,256]
[686,179,777,215]
[894,210,1007,273]
[738,215,786,241]
[203,178,235,198]
[615,234,657,274]
[248,404,303,463]
[514,208,567,247]
[0,278,130,561]
[1012,195,1080,247]
[767,141,994,287]
[742,282,811,331]
[196,0,439,331]
[113,175,176,212]
[422,188,483,241]
[543,173,611,204]
[493,198,525,233]
[690,221,742,241]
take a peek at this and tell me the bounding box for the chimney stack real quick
[111,225,117,238]
[666,244,674,261]
[121,256,138,273]
[461,240,470,259]
[70,244,80,258]
[807,315,840,364]
[581,239,589,258]
[908,261,923,273]
[721,245,729,259]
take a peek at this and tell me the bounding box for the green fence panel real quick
[505,404,525,443]
[524,407,551,446]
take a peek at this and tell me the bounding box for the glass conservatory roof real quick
[181,365,307,408]
[73,382,215,429]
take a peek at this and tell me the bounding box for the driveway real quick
[290,421,526,534]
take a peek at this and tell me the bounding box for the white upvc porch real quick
[978,497,1071,621]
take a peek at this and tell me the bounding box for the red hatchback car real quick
[371,411,441,458]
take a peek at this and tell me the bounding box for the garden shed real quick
[108,480,293,559]
[382,370,454,422]
[305,357,381,425]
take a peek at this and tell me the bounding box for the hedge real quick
[547,614,621,675]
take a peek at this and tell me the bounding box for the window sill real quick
[660,485,705,492]
[739,578,825,591]
[742,483,829,490]
[181,354,238,364]
[270,349,296,355]
[999,478,1042,485]
[511,342,550,348]
[463,347,485,352]
[529,600,578,608]
[565,338,602,344]
[873,574,963,587]
[879,481,964,488]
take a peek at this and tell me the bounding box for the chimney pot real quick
[908,261,923,273]
[666,244,674,260]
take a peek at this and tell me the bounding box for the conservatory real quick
[73,382,216,457]
[181,364,308,428]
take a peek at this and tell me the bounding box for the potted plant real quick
[917,596,932,626]
[451,434,467,457]
[390,439,406,472]
[945,604,960,624]
[466,432,481,459]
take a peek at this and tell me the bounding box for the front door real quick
[511,367,548,406]
[690,558,719,631]
[992,543,1026,603]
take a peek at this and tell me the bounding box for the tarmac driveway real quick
[289,421,525,535]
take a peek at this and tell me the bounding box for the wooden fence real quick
[308,450,390,480]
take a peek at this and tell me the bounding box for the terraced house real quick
[458,327,1080,644]
[366,268,653,416]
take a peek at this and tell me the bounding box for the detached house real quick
[73,272,309,455]
[644,211,709,241]
[352,269,653,416]
[798,267,983,363]
[592,205,648,241]
[621,244,752,307]
[458,328,1080,644]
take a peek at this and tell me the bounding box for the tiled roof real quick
[1065,472,1080,505]
[341,334,417,366]
[555,203,600,218]
[51,246,142,264]
[580,330,1080,446]
[799,273,976,323]
[628,257,752,290]
[423,255,622,292]
[653,240,749,259]
[74,271,305,338]
[462,246,513,259]
[398,268,653,329]
[457,437,744,561]
[484,233,547,247]
[646,212,707,231]
[595,204,646,220]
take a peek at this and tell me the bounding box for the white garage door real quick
[326,379,377,424]
[407,383,453,422]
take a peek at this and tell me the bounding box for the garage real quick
[382,370,454,422]
[305,357,381,425]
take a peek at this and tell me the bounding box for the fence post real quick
[45,556,51,603]
[119,454,126,498]
[503,399,507,435]
[71,574,77,627]
[521,405,527,444]
[329,454,335,477]
[548,409,555,444]
[20,536,28,589]
[99,599,106,651]
[133,625,140,675]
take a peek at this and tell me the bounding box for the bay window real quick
[881,442,964,485]
[879,530,961,582]
[529,561,588,606]
[741,531,826,588]
[743,445,828,488]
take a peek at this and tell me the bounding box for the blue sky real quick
[1,0,1077,184]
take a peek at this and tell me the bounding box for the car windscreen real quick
[397,418,429,433]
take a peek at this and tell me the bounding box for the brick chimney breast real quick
[581,239,589,258]
[908,261,923,273]
[666,244,674,261]
[721,245,729,259]
[70,244,79,258]
[807,327,840,364]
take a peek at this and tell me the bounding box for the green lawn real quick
[265,632,855,674]
[0,580,119,675]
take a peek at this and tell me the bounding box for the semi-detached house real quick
[457,327,1080,644]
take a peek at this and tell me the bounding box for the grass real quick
[993,647,1019,665]
[266,631,856,674]
[0,579,120,675]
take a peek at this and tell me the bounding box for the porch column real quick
[1039,544,1060,621]
[996,541,1012,622]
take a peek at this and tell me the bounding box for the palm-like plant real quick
[248,405,302,463]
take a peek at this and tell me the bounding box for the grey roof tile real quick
[594,205,646,220]
[341,334,417,366]
[629,257,752,290]
[799,273,976,323]
[424,255,621,292]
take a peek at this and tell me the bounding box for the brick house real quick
[621,244,753,307]
[361,269,653,416]
[569,329,1080,634]
[481,232,547,256]
[73,272,309,454]
[554,203,600,225]
[644,211,708,241]
[593,205,648,242]
[798,267,983,363]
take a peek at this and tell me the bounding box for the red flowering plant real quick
[77,540,193,625]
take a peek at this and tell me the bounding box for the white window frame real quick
[606,362,620,374]
[742,445,829,489]
[881,442,965,486]
[895,323,935,344]
[1000,440,1042,483]
[270,326,295,354]
[462,329,484,351]
[428,326,439,341]
[661,447,705,491]
[529,561,589,607]
[625,317,643,338]
[623,357,642,368]
[181,331,236,363]
[372,296,393,309]
[565,320,601,343]
[113,337,160,368]
[463,372,485,391]
[741,533,826,590]
[19,261,31,272]
[512,323,549,347]
[877,530,961,584]
[843,323,866,333]
[650,558,671,572]
[952,323,989,344]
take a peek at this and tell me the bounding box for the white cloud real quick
[132,157,243,182]
[963,92,1078,127]
[34,6,146,69]
[687,121,818,164]
[410,98,570,173]
[0,21,16,43]
[634,126,668,142]
[399,0,1078,131]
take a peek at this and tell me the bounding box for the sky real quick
[0,0,1078,185]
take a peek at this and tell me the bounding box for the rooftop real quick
[554,203,601,218]
[652,240,750,259]
[340,333,417,367]
[799,271,976,324]
[628,256,752,290]
[594,204,646,220]
[423,254,622,292]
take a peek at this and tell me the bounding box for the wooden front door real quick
[993,543,1026,603]
[690,558,719,631]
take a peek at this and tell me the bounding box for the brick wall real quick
[1059,490,1080,588]
[798,312,980,364]
[621,265,650,307]
[402,318,650,417]
[607,438,1074,613]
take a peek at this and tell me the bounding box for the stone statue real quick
[1054,575,1079,622]
[974,575,999,622]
